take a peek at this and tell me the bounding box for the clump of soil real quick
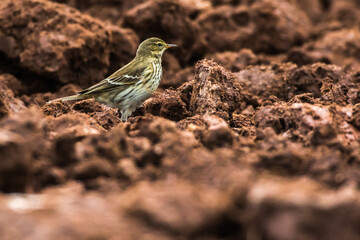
[0,0,139,89]
[0,0,360,239]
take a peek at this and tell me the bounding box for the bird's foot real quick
[117,109,130,122]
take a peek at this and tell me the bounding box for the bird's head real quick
[136,37,177,59]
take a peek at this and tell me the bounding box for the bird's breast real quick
[148,60,162,91]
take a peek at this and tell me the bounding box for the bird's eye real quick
[157,43,163,47]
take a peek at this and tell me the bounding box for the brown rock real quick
[246,177,360,240]
[72,158,115,180]
[123,0,205,65]
[0,0,138,88]
[71,99,104,114]
[248,0,311,52]
[69,0,213,26]
[178,0,212,16]
[209,48,258,72]
[177,114,236,148]
[116,158,141,182]
[128,115,198,146]
[201,115,234,149]
[43,112,105,140]
[307,124,338,147]
[286,63,353,104]
[288,28,360,71]
[23,83,80,108]
[190,59,243,121]
[256,141,310,176]
[106,26,140,75]
[327,0,360,27]
[53,134,82,167]
[253,127,356,187]
[121,181,230,235]
[349,103,360,130]
[177,115,207,140]
[293,0,324,22]
[235,63,296,101]
[144,89,189,121]
[196,0,311,53]
[0,73,25,95]
[0,74,25,119]
[255,102,359,147]
[0,108,47,192]
[43,99,121,130]
[32,164,67,191]
[232,106,256,136]
[161,66,194,89]
[246,0,324,22]
[196,5,250,53]
[235,62,356,105]
[71,126,159,172]
[52,0,146,24]
[42,100,72,118]
[0,183,132,239]
[73,126,126,161]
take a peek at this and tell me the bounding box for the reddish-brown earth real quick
[0,0,360,239]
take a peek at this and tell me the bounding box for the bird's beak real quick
[165,43,177,48]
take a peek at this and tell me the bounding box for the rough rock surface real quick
[288,28,360,71]
[196,0,311,54]
[190,59,243,121]
[0,74,25,119]
[123,0,206,65]
[0,0,138,88]
[0,0,360,239]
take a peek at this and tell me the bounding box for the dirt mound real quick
[0,74,25,119]
[0,0,360,239]
[0,0,138,90]
[123,0,206,65]
[196,0,311,54]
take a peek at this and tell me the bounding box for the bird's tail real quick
[47,94,88,104]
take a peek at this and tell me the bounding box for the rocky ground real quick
[0,0,360,239]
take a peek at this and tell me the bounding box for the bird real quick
[48,37,177,121]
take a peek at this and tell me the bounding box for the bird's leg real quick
[116,109,122,118]
[121,115,128,122]
[120,109,130,122]
[117,109,128,122]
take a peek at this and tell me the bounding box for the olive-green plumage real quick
[49,37,176,121]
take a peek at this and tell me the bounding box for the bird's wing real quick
[78,58,147,95]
